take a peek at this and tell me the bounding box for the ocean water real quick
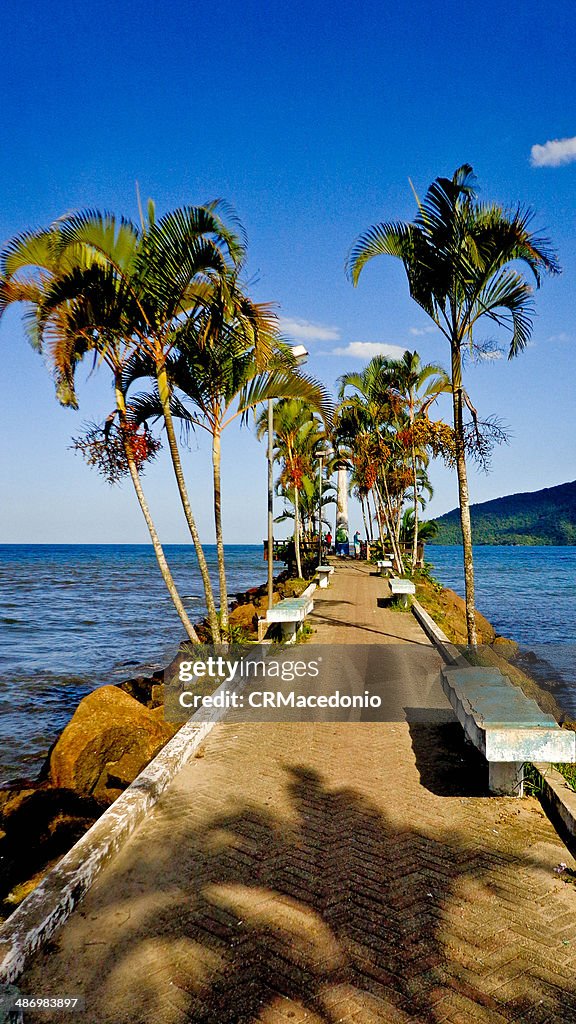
[0,544,272,784]
[0,543,574,785]
[428,545,576,712]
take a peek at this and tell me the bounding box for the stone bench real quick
[376,558,393,576]
[389,577,416,607]
[264,584,316,643]
[441,666,576,795]
[315,564,334,589]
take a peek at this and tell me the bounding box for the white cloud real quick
[278,317,341,342]
[531,136,576,168]
[330,342,408,359]
[409,325,436,336]
[547,331,571,342]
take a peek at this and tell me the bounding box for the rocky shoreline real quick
[0,570,308,918]
[0,567,570,919]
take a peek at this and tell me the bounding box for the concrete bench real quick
[265,584,315,643]
[389,577,416,607]
[441,666,576,795]
[376,558,393,576]
[315,564,334,588]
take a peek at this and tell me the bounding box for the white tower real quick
[336,464,349,540]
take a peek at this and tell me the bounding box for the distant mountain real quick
[429,480,576,545]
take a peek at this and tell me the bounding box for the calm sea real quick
[0,544,574,785]
[0,544,271,784]
[428,545,576,713]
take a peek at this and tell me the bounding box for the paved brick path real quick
[20,563,576,1023]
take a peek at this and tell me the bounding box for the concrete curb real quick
[0,715,215,984]
[533,763,576,845]
[411,598,462,666]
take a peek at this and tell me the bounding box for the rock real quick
[150,683,164,707]
[0,784,39,819]
[492,636,520,661]
[228,602,258,634]
[46,686,175,804]
[253,593,280,613]
[117,674,156,706]
[0,786,102,906]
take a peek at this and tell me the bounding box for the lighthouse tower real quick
[335,463,349,554]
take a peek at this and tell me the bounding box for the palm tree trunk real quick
[212,428,228,636]
[294,486,303,578]
[411,439,419,567]
[451,346,478,646]
[379,474,405,574]
[373,485,386,545]
[156,365,221,643]
[114,384,200,643]
[374,480,395,564]
[366,491,374,542]
[394,499,402,547]
[360,495,370,543]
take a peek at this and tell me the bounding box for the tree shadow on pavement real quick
[25,746,576,1024]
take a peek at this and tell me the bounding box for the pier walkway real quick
[21,562,576,1023]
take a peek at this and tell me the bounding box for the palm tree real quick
[275,475,336,539]
[336,357,406,572]
[0,204,245,643]
[124,332,331,634]
[348,164,559,644]
[382,351,450,565]
[0,222,203,642]
[257,400,325,578]
[399,508,439,547]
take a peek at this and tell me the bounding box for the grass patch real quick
[295,621,315,643]
[523,762,547,796]
[390,595,413,611]
[554,763,576,791]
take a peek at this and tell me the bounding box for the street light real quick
[267,344,309,610]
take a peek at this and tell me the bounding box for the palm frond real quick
[347,221,413,284]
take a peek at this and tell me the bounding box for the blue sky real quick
[1,0,575,543]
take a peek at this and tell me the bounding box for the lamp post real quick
[267,344,308,610]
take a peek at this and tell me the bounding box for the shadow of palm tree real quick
[23,738,576,1024]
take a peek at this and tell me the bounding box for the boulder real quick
[117,673,165,707]
[150,683,164,707]
[491,636,520,661]
[228,602,258,634]
[253,593,280,613]
[47,686,175,804]
[0,785,101,906]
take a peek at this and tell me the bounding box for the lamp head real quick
[290,344,309,365]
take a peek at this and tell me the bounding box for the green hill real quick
[429,480,576,545]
